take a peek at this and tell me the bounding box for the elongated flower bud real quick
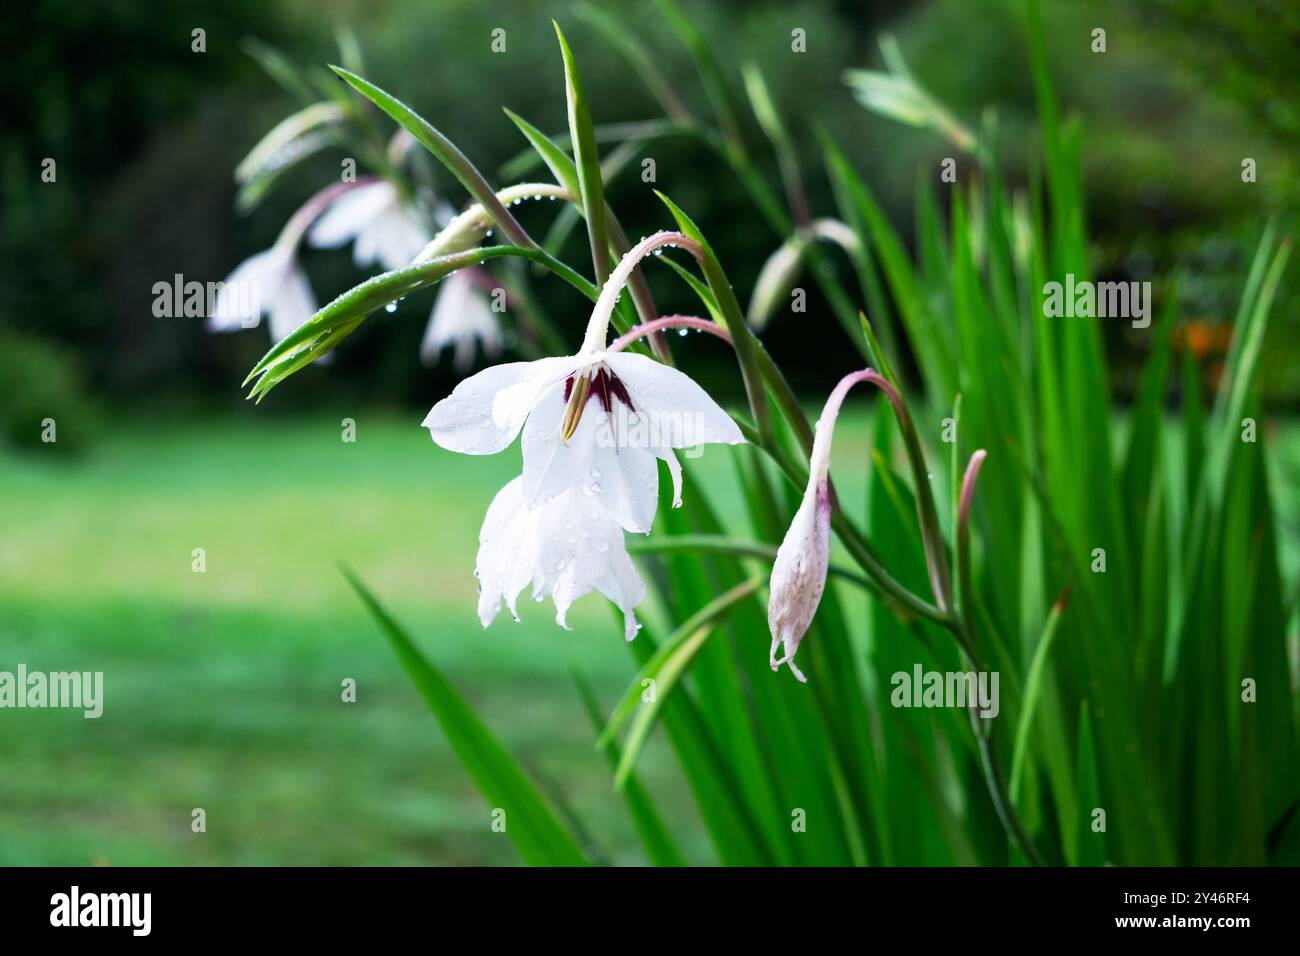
[768,368,884,681]
[412,183,572,264]
[747,220,861,331]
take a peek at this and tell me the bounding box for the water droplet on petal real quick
[385,301,398,313]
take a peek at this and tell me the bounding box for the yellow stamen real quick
[560,374,591,443]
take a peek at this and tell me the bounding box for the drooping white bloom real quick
[769,368,878,682]
[307,179,429,272]
[423,232,744,534]
[476,477,645,641]
[208,242,317,342]
[420,268,504,371]
[209,180,364,343]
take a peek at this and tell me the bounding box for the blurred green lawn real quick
[1,409,1294,865]
[0,410,881,866]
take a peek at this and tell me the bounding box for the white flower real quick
[423,232,744,534]
[476,476,645,641]
[210,180,371,344]
[420,269,504,372]
[308,179,429,272]
[208,243,317,343]
[424,348,740,533]
[769,368,876,681]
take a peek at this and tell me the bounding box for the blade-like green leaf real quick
[1074,701,1105,866]
[653,0,745,157]
[244,245,598,399]
[553,22,610,283]
[503,108,580,198]
[573,673,686,867]
[575,4,692,121]
[241,38,319,105]
[598,578,761,754]
[343,568,589,867]
[1009,593,1067,801]
[330,66,535,249]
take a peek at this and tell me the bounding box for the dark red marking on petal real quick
[608,373,634,412]
[563,375,574,402]
[586,367,634,414]
[591,368,613,414]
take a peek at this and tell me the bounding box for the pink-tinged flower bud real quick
[768,475,831,683]
[768,368,884,681]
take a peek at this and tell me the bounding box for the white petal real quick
[603,352,745,448]
[422,356,573,455]
[590,437,660,534]
[533,488,646,639]
[519,382,661,533]
[208,248,288,331]
[421,271,499,367]
[656,447,683,509]
[373,208,430,271]
[267,264,317,343]
[307,181,398,249]
[475,477,539,627]
[521,381,598,506]
[474,478,645,640]
[352,218,382,269]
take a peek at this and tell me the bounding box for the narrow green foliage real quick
[343,569,589,866]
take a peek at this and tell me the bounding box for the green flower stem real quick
[685,238,774,446]
[737,420,946,626]
[606,214,673,364]
[978,728,1047,867]
[867,371,954,615]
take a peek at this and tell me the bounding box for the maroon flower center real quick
[564,366,635,414]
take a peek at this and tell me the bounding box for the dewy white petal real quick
[590,437,660,534]
[602,351,745,448]
[767,479,830,683]
[521,380,660,534]
[422,356,572,455]
[475,477,645,641]
[655,446,683,509]
[522,381,597,506]
[476,477,540,627]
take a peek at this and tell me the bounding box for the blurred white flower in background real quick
[419,268,504,371]
[307,179,428,272]
[208,242,317,342]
